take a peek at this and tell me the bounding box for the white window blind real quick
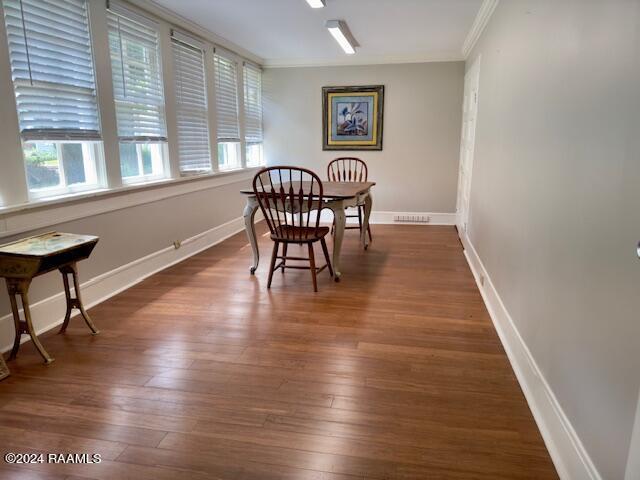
[243,62,263,144]
[214,52,240,142]
[3,0,101,141]
[172,31,211,173]
[107,3,167,142]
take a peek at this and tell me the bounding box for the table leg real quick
[0,354,9,380]
[331,201,346,282]
[7,284,22,361]
[361,192,373,250]
[59,263,99,335]
[244,196,260,274]
[6,278,54,364]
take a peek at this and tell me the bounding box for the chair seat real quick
[271,225,330,242]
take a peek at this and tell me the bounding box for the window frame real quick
[171,30,212,175]
[118,142,169,185]
[217,141,243,171]
[245,142,264,168]
[243,62,264,168]
[214,49,246,169]
[107,3,171,185]
[24,141,106,200]
[2,0,107,200]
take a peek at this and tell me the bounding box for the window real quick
[0,0,265,209]
[172,31,211,174]
[3,0,104,197]
[214,52,241,170]
[108,3,167,183]
[23,142,101,193]
[243,62,264,167]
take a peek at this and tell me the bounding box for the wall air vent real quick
[393,215,430,223]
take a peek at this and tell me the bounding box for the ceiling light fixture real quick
[326,20,357,55]
[305,0,325,8]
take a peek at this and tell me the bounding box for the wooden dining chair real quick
[253,166,333,292]
[327,157,372,242]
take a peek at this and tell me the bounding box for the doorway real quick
[456,55,481,236]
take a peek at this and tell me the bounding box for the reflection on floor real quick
[0,223,558,479]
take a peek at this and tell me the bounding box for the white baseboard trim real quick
[1,209,448,355]
[319,210,456,226]
[625,394,640,479]
[459,231,601,480]
[0,215,250,354]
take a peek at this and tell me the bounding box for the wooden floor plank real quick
[0,425,126,460]
[0,224,557,479]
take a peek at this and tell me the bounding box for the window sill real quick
[0,167,262,239]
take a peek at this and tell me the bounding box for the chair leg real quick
[308,243,318,292]
[357,205,363,234]
[320,238,334,277]
[267,241,279,289]
[281,243,288,273]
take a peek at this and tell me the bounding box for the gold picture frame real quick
[322,85,384,150]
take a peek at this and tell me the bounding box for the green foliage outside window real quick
[25,147,57,167]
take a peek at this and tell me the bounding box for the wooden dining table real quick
[241,181,375,281]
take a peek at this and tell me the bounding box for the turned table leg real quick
[59,263,99,335]
[7,284,22,361]
[330,200,346,282]
[244,196,260,274]
[0,354,8,380]
[6,278,54,364]
[361,192,373,250]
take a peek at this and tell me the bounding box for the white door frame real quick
[456,55,481,236]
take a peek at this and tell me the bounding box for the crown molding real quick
[263,52,464,69]
[125,0,265,65]
[462,0,500,58]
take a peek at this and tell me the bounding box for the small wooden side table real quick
[0,232,100,364]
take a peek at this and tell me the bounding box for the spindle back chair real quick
[327,157,368,183]
[253,166,333,291]
[327,157,373,242]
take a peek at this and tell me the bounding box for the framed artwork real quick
[322,85,384,151]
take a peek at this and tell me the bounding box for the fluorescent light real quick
[305,0,325,8]
[326,20,357,55]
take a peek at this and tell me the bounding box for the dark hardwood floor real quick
[0,223,558,479]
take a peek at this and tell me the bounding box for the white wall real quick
[263,62,464,214]
[466,1,640,478]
